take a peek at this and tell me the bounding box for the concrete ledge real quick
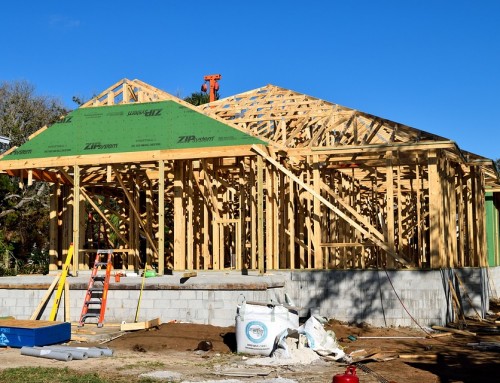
[0,272,286,291]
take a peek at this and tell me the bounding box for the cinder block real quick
[179,290,197,300]
[188,300,205,310]
[171,299,189,309]
[196,291,208,300]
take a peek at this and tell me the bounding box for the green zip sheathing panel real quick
[1,101,265,161]
[486,192,500,266]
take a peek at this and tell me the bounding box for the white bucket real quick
[235,300,299,356]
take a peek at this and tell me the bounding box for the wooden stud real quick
[386,153,396,268]
[313,155,322,268]
[257,155,265,274]
[49,182,59,271]
[158,160,165,275]
[72,165,80,275]
[428,151,441,268]
[173,160,186,270]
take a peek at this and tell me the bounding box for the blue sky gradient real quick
[1,0,499,159]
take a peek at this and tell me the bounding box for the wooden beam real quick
[313,155,322,268]
[72,165,80,274]
[257,155,265,274]
[0,146,256,171]
[59,169,130,248]
[428,151,441,268]
[158,160,165,275]
[173,161,186,270]
[252,145,410,266]
[386,153,396,268]
[49,182,59,271]
[112,167,158,255]
[186,161,194,270]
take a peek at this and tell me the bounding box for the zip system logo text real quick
[84,142,118,150]
[127,109,162,117]
[177,135,214,144]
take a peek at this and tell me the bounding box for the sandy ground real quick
[1,320,500,383]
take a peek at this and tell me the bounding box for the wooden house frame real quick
[1,79,499,274]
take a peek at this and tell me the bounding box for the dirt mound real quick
[107,322,236,353]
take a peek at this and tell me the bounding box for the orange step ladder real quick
[78,249,113,327]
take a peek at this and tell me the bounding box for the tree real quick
[0,80,67,265]
[0,81,66,147]
[184,91,210,106]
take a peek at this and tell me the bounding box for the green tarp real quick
[2,101,265,161]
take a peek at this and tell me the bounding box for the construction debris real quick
[431,325,477,337]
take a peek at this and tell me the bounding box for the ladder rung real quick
[94,262,109,267]
[84,300,102,305]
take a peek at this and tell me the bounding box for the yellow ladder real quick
[49,244,74,321]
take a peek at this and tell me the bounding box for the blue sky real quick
[1,0,499,160]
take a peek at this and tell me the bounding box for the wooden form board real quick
[0,79,497,273]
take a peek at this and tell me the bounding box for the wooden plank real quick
[182,271,197,279]
[428,332,453,338]
[121,317,161,331]
[431,325,476,336]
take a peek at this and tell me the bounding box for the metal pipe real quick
[20,347,72,362]
[41,345,103,358]
[38,347,88,360]
[68,346,113,357]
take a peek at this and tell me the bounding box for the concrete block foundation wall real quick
[282,268,490,328]
[0,268,496,328]
[0,286,284,327]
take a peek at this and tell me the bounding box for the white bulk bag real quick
[235,299,299,356]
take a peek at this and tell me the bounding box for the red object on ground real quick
[332,366,359,383]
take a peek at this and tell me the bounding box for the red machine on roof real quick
[201,74,221,102]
